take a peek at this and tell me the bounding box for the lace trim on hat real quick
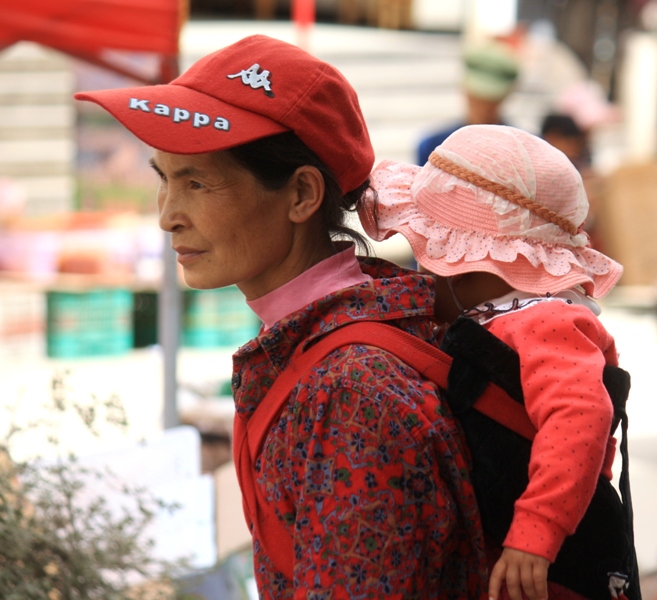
[408,216,615,278]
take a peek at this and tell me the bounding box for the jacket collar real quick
[233,256,436,388]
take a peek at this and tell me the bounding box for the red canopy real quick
[0,0,187,83]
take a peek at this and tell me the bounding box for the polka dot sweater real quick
[484,298,617,563]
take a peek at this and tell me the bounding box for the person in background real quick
[416,40,520,165]
[361,124,638,600]
[540,113,590,169]
[74,35,489,599]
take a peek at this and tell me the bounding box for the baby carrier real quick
[440,316,641,600]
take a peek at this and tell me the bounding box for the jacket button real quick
[231,372,242,390]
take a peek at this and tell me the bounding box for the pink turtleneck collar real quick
[247,245,372,330]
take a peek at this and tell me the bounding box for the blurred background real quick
[1,1,657,598]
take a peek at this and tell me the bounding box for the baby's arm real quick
[489,548,549,600]
[486,302,617,571]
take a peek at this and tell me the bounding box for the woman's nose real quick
[158,189,188,233]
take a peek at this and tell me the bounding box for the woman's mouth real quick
[174,246,205,265]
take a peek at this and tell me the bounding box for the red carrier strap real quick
[232,321,536,581]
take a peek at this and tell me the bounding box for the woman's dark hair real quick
[225,131,371,253]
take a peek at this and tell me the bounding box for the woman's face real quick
[153,149,296,298]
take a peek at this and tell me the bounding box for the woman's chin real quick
[181,271,234,291]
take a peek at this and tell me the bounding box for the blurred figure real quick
[540,113,590,169]
[416,40,520,165]
[556,80,620,136]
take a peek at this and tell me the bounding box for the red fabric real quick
[233,319,525,586]
[601,436,617,480]
[474,385,537,441]
[231,258,489,598]
[233,321,454,581]
[292,0,315,27]
[0,0,184,54]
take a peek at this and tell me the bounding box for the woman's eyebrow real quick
[148,158,206,179]
[148,158,163,175]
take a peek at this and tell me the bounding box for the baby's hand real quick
[488,547,550,600]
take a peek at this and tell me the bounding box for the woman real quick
[75,34,487,599]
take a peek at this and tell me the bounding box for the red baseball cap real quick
[75,34,375,193]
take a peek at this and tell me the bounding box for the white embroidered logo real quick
[128,98,230,131]
[227,63,274,97]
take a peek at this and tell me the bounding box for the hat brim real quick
[408,224,617,297]
[373,216,622,299]
[75,84,289,154]
[361,159,623,299]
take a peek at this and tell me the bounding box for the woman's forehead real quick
[151,149,235,176]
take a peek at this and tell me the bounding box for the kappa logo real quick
[128,99,231,131]
[226,63,274,98]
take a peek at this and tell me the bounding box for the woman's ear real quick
[288,165,325,224]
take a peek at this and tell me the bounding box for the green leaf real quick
[388,476,402,490]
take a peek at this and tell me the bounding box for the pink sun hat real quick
[359,124,622,298]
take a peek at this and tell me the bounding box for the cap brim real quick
[75,84,289,154]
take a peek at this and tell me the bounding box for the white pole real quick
[159,234,181,429]
[619,32,657,162]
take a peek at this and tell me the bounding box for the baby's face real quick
[422,268,515,324]
[419,270,464,324]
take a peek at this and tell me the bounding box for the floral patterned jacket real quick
[232,257,487,599]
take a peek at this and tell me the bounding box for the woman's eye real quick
[190,180,204,190]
